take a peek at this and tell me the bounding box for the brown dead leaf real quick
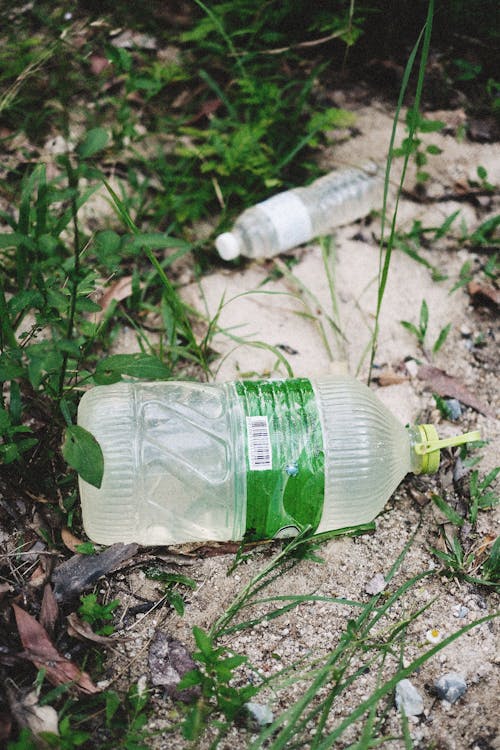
[467,280,500,309]
[89,54,110,75]
[12,604,99,694]
[95,276,134,322]
[66,612,125,645]
[417,365,495,418]
[374,371,409,387]
[28,564,48,589]
[40,584,59,634]
[61,527,85,554]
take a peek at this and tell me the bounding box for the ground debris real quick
[148,631,200,703]
[12,604,99,694]
[417,365,495,417]
[52,543,139,601]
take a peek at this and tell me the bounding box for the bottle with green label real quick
[77,376,479,546]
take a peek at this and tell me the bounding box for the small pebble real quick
[364,573,386,596]
[452,604,469,619]
[245,702,274,729]
[395,679,424,716]
[434,672,467,704]
[444,398,462,420]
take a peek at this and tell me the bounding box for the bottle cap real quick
[414,425,481,474]
[215,231,241,261]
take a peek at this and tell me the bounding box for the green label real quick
[235,379,325,541]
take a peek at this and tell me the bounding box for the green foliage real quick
[393,109,445,183]
[146,569,197,616]
[78,593,120,635]
[401,298,451,354]
[178,626,258,741]
[430,467,499,586]
[62,425,104,488]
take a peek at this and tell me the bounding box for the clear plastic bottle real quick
[77,376,479,546]
[215,163,383,261]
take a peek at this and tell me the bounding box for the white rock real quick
[395,679,424,716]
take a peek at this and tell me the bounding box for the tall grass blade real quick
[368,0,435,382]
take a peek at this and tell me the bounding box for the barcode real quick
[246,416,272,471]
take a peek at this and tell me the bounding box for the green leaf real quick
[76,127,110,159]
[177,669,203,690]
[94,353,171,385]
[434,209,460,240]
[400,321,421,340]
[62,425,104,488]
[426,144,442,155]
[477,165,488,180]
[167,590,185,616]
[431,494,464,526]
[419,299,429,335]
[433,323,451,353]
[193,626,213,658]
[482,536,500,582]
[418,118,445,133]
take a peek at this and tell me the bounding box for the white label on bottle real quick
[246,416,272,471]
[258,192,313,251]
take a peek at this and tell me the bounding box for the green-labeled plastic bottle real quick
[77,376,479,546]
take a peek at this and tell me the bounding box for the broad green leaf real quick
[94,353,171,385]
[62,425,104,488]
[76,128,109,159]
[193,626,213,658]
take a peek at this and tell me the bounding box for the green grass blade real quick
[368,0,435,381]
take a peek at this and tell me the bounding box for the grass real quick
[0,0,499,747]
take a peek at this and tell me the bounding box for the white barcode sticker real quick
[246,416,272,471]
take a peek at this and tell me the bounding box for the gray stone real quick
[395,679,424,716]
[445,398,462,420]
[435,672,467,704]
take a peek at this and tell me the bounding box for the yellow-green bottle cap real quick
[414,425,481,474]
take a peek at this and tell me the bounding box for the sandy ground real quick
[96,103,498,748]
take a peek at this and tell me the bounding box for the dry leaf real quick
[417,365,495,418]
[89,54,110,75]
[467,280,500,309]
[374,371,409,387]
[66,612,125,645]
[40,584,59,634]
[61,527,85,554]
[95,276,134,322]
[12,604,99,694]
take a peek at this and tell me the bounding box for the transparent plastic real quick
[77,375,433,546]
[215,163,383,260]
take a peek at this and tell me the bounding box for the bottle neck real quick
[408,426,426,475]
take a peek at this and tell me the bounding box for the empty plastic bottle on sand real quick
[77,376,479,546]
[215,163,383,261]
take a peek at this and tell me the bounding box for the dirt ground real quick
[96,101,499,748]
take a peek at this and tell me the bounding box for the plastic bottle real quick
[77,376,479,546]
[215,163,383,261]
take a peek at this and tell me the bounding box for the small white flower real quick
[425,627,442,644]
